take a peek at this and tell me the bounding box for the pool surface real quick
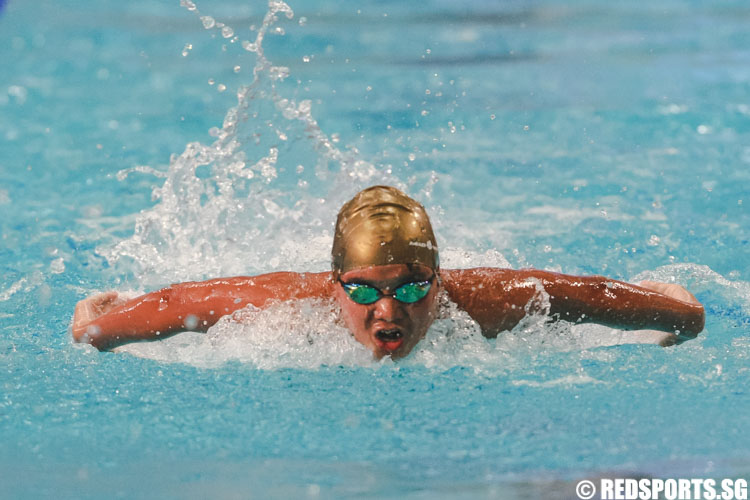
[1,0,749,498]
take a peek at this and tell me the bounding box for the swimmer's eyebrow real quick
[342,273,432,289]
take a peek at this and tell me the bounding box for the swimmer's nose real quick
[373,296,400,320]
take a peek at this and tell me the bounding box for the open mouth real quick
[374,329,404,351]
[376,329,403,341]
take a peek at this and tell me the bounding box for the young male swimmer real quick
[72,186,705,359]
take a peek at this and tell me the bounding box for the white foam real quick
[511,374,605,387]
[117,298,377,369]
[0,278,26,302]
[116,288,680,370]
[440,247,511,269]
[632,263,750,326]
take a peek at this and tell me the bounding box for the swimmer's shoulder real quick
[204,270,335,299]
[440,267,518,290]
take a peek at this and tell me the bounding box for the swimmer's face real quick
[334,264,440,359]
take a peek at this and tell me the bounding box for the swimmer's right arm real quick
[71,272,333,350]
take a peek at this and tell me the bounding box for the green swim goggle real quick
[339,278,433,305]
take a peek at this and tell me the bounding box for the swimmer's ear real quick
[434,271,443,289]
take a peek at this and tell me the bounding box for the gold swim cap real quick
[332,186,439,276]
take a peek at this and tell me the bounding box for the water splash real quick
[0,278,27,302]
[101,0,398,286]
[633,263,750,309]
[115,293,497,370]
[114,280,702,372]
[116,298,375,369]
[110,251,750,373]
[96,2,750,372]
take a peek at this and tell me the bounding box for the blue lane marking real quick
[705,304,750,326]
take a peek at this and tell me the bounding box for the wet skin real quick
[333,264,440,359]
[72,266,704,352]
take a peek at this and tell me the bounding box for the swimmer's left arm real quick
[442,268,705,344]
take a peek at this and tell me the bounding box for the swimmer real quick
[72,186,705,358]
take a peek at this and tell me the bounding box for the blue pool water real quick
[1,0,749,498]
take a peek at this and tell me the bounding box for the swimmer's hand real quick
[638,281,700,305]
[72,292,128,342]
[637,280,703,346]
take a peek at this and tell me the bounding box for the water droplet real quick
[262,165,277,182]
[298,17,307,26]
[242,41,257,52]
[269,66,290,80]
[233,65,241,73]
[408,153,416,161]
[180,0,196,11]
[184,315,198,329]
[296,165,304,174]
[263,198,281,216]
[217,84,226,92]
[307,484,321,497]
[208,78,215,85]
[8,85,28,104]
[221,26,234,38]
[421,110,429,116]
[201,16,215,29]
[302,55,310,63]
[50,257,65,274]
[181,43,193,57]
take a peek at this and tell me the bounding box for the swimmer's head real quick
[332,185,439,277]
